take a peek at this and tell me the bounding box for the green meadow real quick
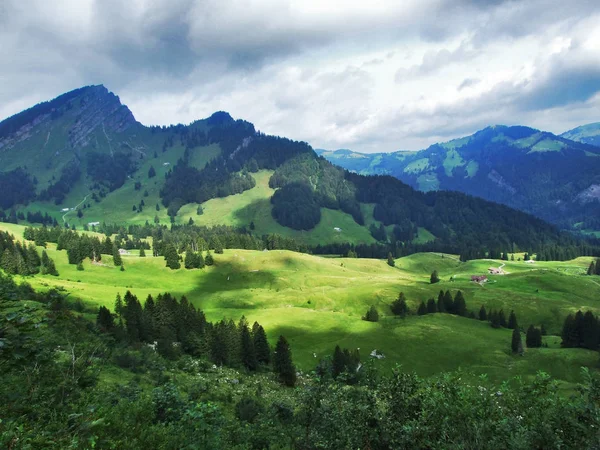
[3,222,599,387]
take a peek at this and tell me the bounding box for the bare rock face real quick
[0,85,137,155]
[487,169,517,194]
[67,85,137,150]
[576,184,600,204]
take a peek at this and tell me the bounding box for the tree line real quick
[0,231,58,276]
[97,290,296,386]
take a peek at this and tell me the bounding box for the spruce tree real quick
[240,323,258,371]
[453,291,467,316]
[426,298,437,314]
[437,290,446,313]
[274,335,296,387]
[332,345,346,379]
[387,252,395,267]
[96,306,115,332]
[526,325,536,348]
[252,322,270,365]
[139,247,146,257]
[443,290,454,314]
[596,260,600,276]
[417,301,427,315]
[430,270,440,284]
[205,251,214,266]
[498,310,507,328]
[479,305,487,321]
[508,310,518,330]
[112,244,122,266]
[588,261,596,276]
[511,327,522,354]
[364,306,379,322]
[561,314,577,347]
[391,292,409,317]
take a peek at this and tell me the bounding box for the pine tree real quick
[498,310,507,328]
[540,323,547,336]
[453,291,467,316]
[205,250,214,266]
[596,260,600,276]
[588,261,596,276]
[508,310,518,330]
[417,301,427,315]
[332,345,346,379]
[139,247,146,257]
[164,244,181,270]
[114,293,124,320]
[426,298,437,314]
[387,252,395,267]
[112,244,122,266]
[184,249,196,269]
[430,270,440,284]
[391,292,409,317]
[211,237,224,254]
[561,314,577,347]
[77,261,84,271]
[274,335,296,387]
[511,327,522,354]
[443,290,454,314]
[240,322,258,371]
[437,290,446,313]
[364,306,379,322]
[252,322,270,365]
[96,306,115,332]
[526,325,536,348]
[479,305,487,321]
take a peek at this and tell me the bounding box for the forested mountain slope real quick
[561,122,600,146]
[318,125,600,232]
[0,86,586,255]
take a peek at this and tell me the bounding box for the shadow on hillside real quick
[232,198,273,225]
[185,254,277,299]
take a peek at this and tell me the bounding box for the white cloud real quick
[1,0,600,152]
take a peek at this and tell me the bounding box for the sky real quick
[1,0,600,152]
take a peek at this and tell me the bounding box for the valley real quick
[3,221,599,388]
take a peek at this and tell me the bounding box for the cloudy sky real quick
[1,0,600,152]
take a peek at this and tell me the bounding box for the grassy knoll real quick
[2,222,599,385]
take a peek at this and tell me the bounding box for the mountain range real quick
[0,85,590,254]
[318,123,600,233]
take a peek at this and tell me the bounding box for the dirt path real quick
[62,194,89,223]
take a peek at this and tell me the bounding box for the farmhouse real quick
[334,227,342,232]
[118,248,130,255]
[88,221,100,226]
[471,275,488,283]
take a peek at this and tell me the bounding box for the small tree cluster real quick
[331,345,361,381]
[526,325,543,348]
[363,306,379,322]
[561,310,600,350]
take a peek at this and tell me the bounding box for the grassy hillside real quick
[3,222,599,387]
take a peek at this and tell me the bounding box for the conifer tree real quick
[596,260,600,276]
[498,310,507,328]
[139,247,146,257]
[96,306,115,332]
[479,305,487,321]
[417,301,427,315]
[252,322,270,365]
[205,250,214,266]
[332,345,346,379]
[430,270,440,284]
[437,290,446,313]
[453,291,467,316]
[511,327,522,354]
[391,292,409,317]
[364,306,379,322]
[588,261,596,276]
[164,244,181,269]
[112,244,122,266]
[426,298,437,314]
[443,290,454,314]
[387,252,395,267]
[240,322,258,371]
[184,249,196,269]
[561,314,577,347]
[508,310,518,329]
[274,335,296,387]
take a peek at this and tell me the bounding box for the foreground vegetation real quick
[2,272,600,449]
